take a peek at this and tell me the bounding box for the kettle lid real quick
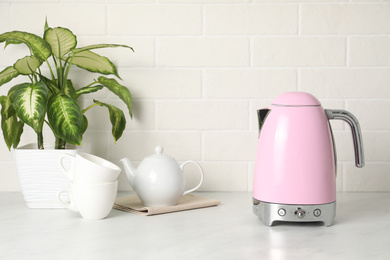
[272,92,321,106]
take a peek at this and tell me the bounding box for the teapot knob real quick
[155,146,163,155]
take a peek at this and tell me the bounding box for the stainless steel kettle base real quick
[253,199,336,227]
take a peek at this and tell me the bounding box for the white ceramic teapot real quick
[120,146,204,207]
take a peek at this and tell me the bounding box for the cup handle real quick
[57,190,78,212]
[59,154,75,181]
[180,160,204,196]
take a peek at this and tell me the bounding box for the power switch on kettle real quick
[295,208,306,218]
[278,208,286,216]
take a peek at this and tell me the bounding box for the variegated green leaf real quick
[82,115,88,134]
[97,76,132,118]
[44,27,77,59]
[47,94,83,145]
[0,31,51,61]
[4,39,22,47]
[13,56,42,75]
[39,75,60,94]
[7,83,24,98]
[63,79,76,98]
[75,84,103,98]
[74,44,134,53]
[39,77,74,97]
[69,50,119,78]
[1,109,19,150]
[13,120,24,149]
[11,82,48,133]
[44,18,50,33]
[0,95,24,150]
[0,95,15,119]
[0,95,14,150]
[93,99,126,143]
[0,66,19,87]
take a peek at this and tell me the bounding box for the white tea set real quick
[57,146,204,220]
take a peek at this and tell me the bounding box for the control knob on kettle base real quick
[252,92,364,226]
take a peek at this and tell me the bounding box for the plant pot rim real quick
[15,143,87,151]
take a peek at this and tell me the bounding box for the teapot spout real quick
[120,158,136,189]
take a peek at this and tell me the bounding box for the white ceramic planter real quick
[14,143,88,209]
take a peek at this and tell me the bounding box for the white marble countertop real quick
[1,192,390,260]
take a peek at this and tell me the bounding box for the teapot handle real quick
[180,160,204,196]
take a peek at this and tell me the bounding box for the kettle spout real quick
[120,158,137,189]
[257,109,271,137]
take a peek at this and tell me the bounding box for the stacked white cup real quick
[57,153,121,220]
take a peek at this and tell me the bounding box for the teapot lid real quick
[145,146,174,161]
[272,92,321,106]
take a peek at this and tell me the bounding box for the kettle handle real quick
[325,109,365,168]
[180,161,204,196]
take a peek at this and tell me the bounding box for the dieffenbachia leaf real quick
[44,18,50,33]
[97,76,132,118]
[13,121,24,149]
[13,120,24,149]
[73,44,134,53]
[93,99,126,143]
[0,95,24,150]
[0,31,52,61]
[39,75,60,94]
[68,50,120,78]
[7,83,23,98]
[11,82,48,133]
[0,95,14,145]
[0,95,15,119]
[63,79,76,98]
[82,115,88,134]
[47,94,83,145]
[44,27,77,59]
[4,39,22,48]
[0,66,19,87]
[13,56,42,75]
[74,84,104,98]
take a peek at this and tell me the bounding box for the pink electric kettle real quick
[253,92,364,226]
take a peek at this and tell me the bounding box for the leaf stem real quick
[45,58,56,82]
[44,119,54,132]
[82,103,98,113]
[37,131,44,150]
[63,54,75,87]
[55,138,66,149]
[84,80,99,88]
[55,56,64,89]
[33,72,38,83]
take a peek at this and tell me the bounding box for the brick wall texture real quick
[0,0,389,192]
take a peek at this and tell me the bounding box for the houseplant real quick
[0,20,133,208]
[0,20,133,149]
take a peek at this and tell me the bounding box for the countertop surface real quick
[1,192,390,260]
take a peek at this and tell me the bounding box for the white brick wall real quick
[253,37,346,67]
[0,1,389,192]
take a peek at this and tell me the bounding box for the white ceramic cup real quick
[59,152,121,184]
[57,181,118,220]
